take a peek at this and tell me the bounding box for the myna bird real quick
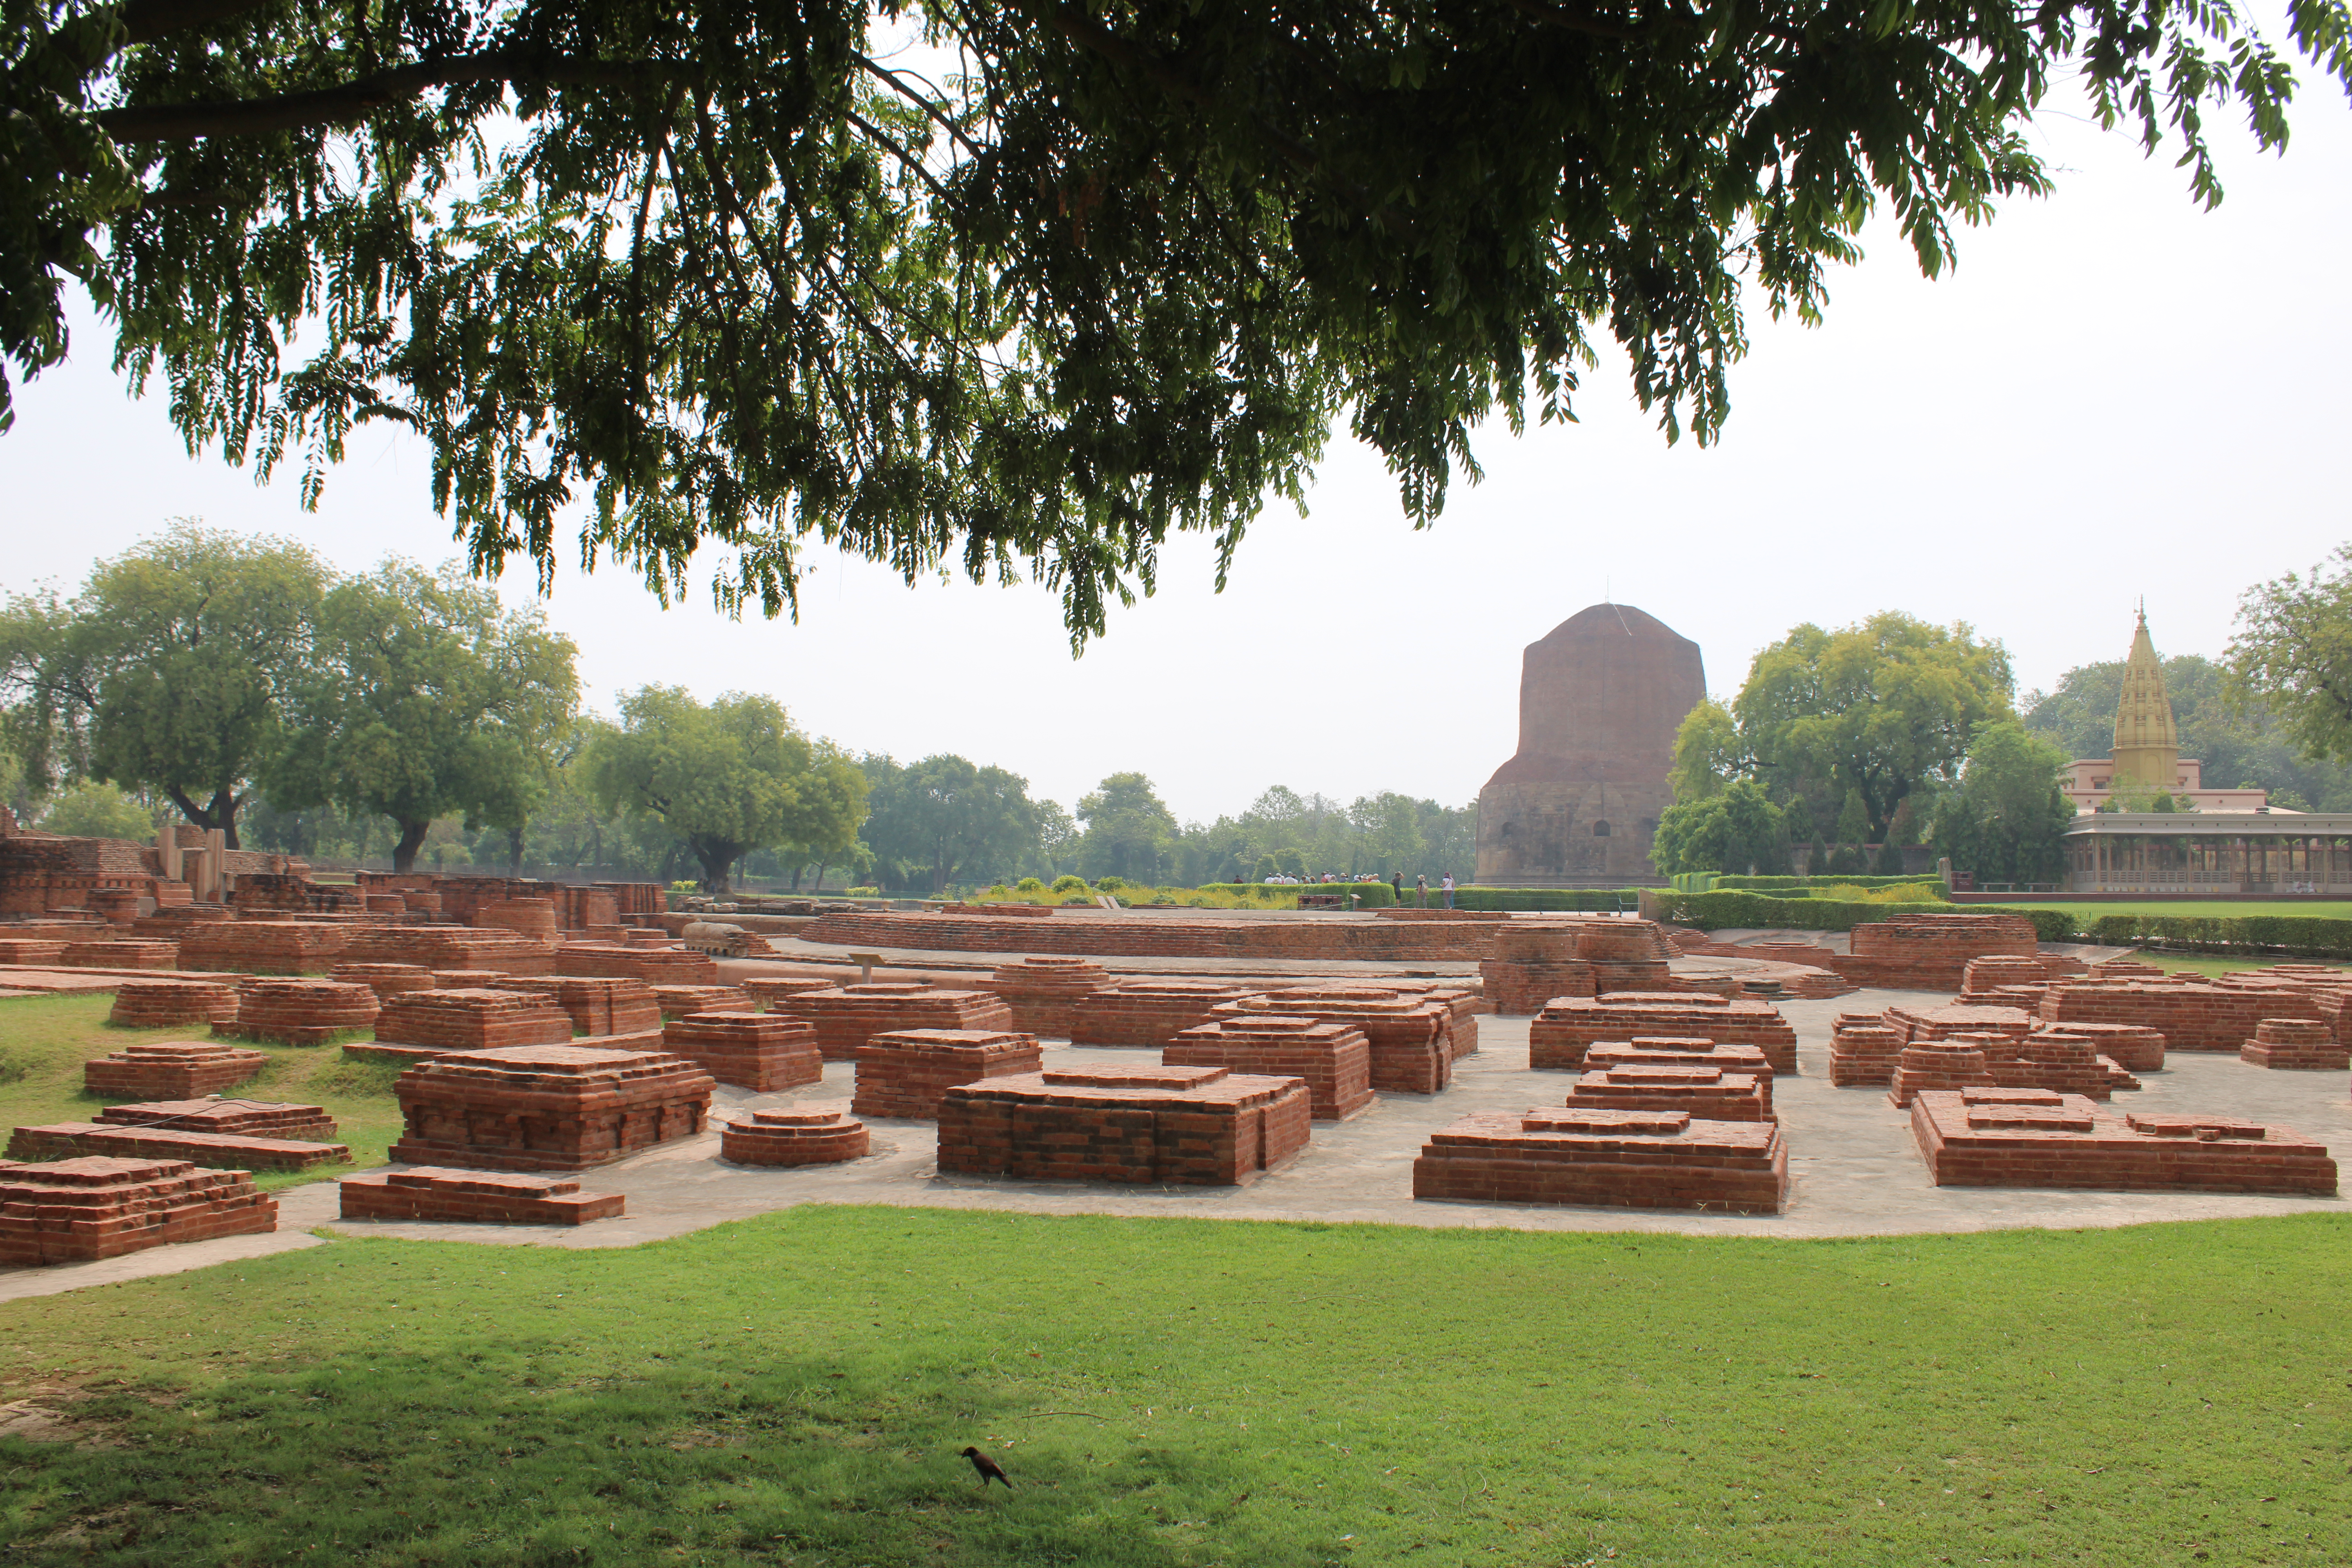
[960,1446,1012,1488]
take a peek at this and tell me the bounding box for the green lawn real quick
[0,993,403,1185]
[2025,902,2352,922]
[2116,951,2352,981]
[1,1210,2347,1566]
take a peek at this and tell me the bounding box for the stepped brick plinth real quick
[1966,1030,2113,1101]
[1214,988,1452,1094]
[848,1029,1040,1120]
[175,920,357,975]
[2016,1020,2166,1073]
[1165,1016,1374,1120]
[1379,981,1485,1053]
[330,962,440,1002]
[343,988,573,1066]
[0,1156,278,1265]
[663,1011,826,1091]
[478,898,561,939]
[1268,980,1480,1060]
[1067,981,1261,1049]
[1412,1107,1787,1212]
[1888,1040,1996,1108]
[490,976,661,1037]
[739,976,840,1009]
[770,984,1018,1060]
[340,924,556,975]
[938,1066,1312,1186]
[1478,920,1677,1013]
[1882,1002,2036,1047]
[2040,980,2321,1053]
[2240,1018,2351,1071]
[388,1044,716,1172]
[1960,954,2056,998]
[59,939,178,970]
[215,979,381,1046]
[1477,952,1597,1015]
[1528,995,1796,1073]
[431,969,508,988]
[984,956,1113,1037]
[1833,913,2039,991]
[9,1101,350,1168]
[554,942,719,986]
[84,1041,268,1099]
[1580,1038,1777,1114]
[107,978,240,1029]
[650,984,754,1020]
[1565,1064,1771,1122]
[339,1166,624,1225]
[0,938,68,965]
[1911,1089,2337,1194]
[719,1107,871,1166]
[1829,1021,1906,1087]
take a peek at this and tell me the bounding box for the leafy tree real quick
[1652,779,1785,876]
[584,687,866,893]
[2229,548,2352,771]
[11,3,2344,644]
[1668,699,1746,802]
[1927,721,2076,884]
[267,563,579,871]
[1033,801,1080,879]
[0,524,328,845]
[1347,792,1426,879]
[1077,773,1176,883]
[860,753,1042,892]
[34,777,157,840]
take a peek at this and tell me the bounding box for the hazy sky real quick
[4,56,2348,825]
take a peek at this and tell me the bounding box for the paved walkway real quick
[6,988,2347,1301]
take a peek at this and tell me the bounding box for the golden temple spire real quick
[2111,604,2179,789]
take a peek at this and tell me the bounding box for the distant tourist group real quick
[1262,869,1456,907]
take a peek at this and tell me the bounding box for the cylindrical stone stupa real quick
[1475,604,1704,886]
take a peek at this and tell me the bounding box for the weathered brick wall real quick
[58,939,178,970]
[851,1029,1042,1120]
[1910,1089,2337,1194]
[972,957,1114,1038]
[803,911,1498,962]
[1477,958,1598,1016]
[766,984,1017,1060]
[936,1066,1313,1186]
[487,976,661,1037]
[1881,1002,2035,1046]
[553,942,718,986]
[1068,982,1262,1049]
[388,1044,715,1172]
[7,1119,350,1171]
[329,963,441,1003]
[650,984,755,1020]
[1164,1017,1374,1120]
[107,978,240,1029]
[1563,1065,1771,1122]
[2018,1020,2165,1073]
[2239,1018,2350,1071]
[2038,981,2322,1052]
[663,1012,826,1091]
[0,1156,278,1265]
[178,920,359,975]
[364,989,573,1058]
[214,979,380,1046]
[83,1042,267,1098]
[1208,991,1450,1094]
[1581,1039,1776,1114]
[343,924,557,975]
[1411,1108,1786,1212]
[1528,995,1796,1073]
[719,1109,871,1166]
[1887,1040,1996,1108]
[1828,1020,1904,1087]
[339,1167,625,1224]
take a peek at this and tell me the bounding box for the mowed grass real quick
[0,993,402,1185]
[2117,952,2352,981]
[2,1208,2348,1566]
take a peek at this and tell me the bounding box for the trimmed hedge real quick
[1713,875,1948,892]
[2085,912,2352,959]
[1449,887,1646,912]
[1200,881,1399,908]
[1658,889,2077,944]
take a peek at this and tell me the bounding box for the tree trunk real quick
[391,817,431,873]
[692,838,734,895]
[508,824,524,873]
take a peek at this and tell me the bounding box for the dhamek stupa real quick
[1474,604,1705,886]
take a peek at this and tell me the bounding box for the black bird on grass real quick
[960,1446,1012,1488]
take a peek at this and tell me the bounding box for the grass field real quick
[2025,902,2352,923]
[0,1209,2347,1566]
[0,994,403,1186]
[2114,951,2352,980]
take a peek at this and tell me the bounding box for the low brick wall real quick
[0,1156,277,1265]
[804,911,1496,962]
[7,1120,350,1170]
[852,1029,1042,1120]
[937,1066,1312,1186]
[1209,990,1450,1094]
[1563,1065,1772,1122]
[1164,1017,1374,1120]
[719,1108,872,1166]
[1581,1039,1776,1115]
[177,920,357,975]
[330,963,441,1002]
[2239,1018,2350,1071]
[59,940,177,970]
[215,979,381,1046]
[1068,981,1261,1050]
[107,978,240,1029]
[1910,1089,2337,1194]
[1829,1020,1904,1087]
[2039,980,2323,1053]
[489,976,662,1037]
[1888,1040,1996,1108]
[347,988,573,1065]
[554,942,716,986]
[766,984,1017,1061]
[1824,914,2040,992]
[662,1012,826,1092]
[343,924,557,975]
[388,1044,715,1172]
[1528,995,1797,1073]
[975,956,1113,1038]
[83,1041,267,1099]
[339,1166,625,1224]
[1412,1108,1787,1212]
[650,984,754,1020]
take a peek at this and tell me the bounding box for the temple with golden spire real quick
[2058,607,2270,813]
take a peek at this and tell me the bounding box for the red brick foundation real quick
[344,988,574,1066]
[663,1012,826,1091]
[8,1111,351,1169]
[59,939,178,970]
[852,1029,1044,1120]
[341,924,557,975]
[1528,995,1797,1073]
[1063,980,1261,1049]
[2038,980,2322,1053]
[2239,1018,2350,1071]
[330,962,441,1002]
[766,984,1018,1061]
[937,1066,1313,1186]
[554,942,718,986]
[1165,1016,1374,1120]
[1826,914,2040,991]
[1211,989,1452,1094]
[1910,1088,2337,1194]
[739,975,838,1009]
[339,1167,626,1224]
[1580,1039,1777,1114]
[1887,1040,1996,1107]
[214,979,381,1046]
[0,1156,278,1265]
[107,978,240,1029]
[650,984,755,1020]
[1412,1107,1787,1212]
[719,1108,872,1166]
[2016,1020,2165,1073]
[1564,1065,1772,1122]
[388,1044,715,1172]
[488,976,662,1037]
[83,1041,268,1098]
[1829,1019,1905,1087]
[980,956,1113,1038]
[176,920,356,975]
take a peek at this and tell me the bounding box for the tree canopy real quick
[2228,548,2352,775]
[1926,720,2074,884]
[1652,778,1787,876]
[1076,771,1176,882]
[860,752,1043,891]
[11,0,2348,644]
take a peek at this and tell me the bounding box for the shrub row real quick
[1659,890,2078,944]
[1448,887,1646,912]
[1710,875,1950,891]
[1196,882,1399,908]
[2086,913,2352,959]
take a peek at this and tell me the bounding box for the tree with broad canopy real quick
[8,0,2347,645]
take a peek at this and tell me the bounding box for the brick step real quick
[7,1122,351,1170]
[340,1167,624,1224]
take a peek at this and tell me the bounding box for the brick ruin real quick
[84,1041,267,1099]
[1164,1016,1374,1120]
[1563,1063,1772,1122]
[0,1155,278,1265]
[981,956,1113,1037]
[1828,1015,1905,1087]
[662,1012,826,1092]
[937,1065,1313,1187]
[2038,980,2322,1053]
[852,1029,1044,1120]
[1528,993,1797,1073]
[344,987,573,1066]
[1960,953,2057,1003]
[1253,980,1479,1060]
[214,978,382,1046]
[1909,1089,2337,1194]
[329,962,441,1002]
[650,984,755,1020]
[1066,980,1262,1049]
[1832,914,2042,991]
[176,920,357,976]
[1581,1038,1777,1114]
[1208,988,1451,1094]
[489,976,662,1037]
[10,1098,350,1171]
[1477,924,1597,1016]
[387,1044,715,1172]
[766,984,1018,1060]
[1887,1038,1996,1107]
[2239,1019,2350,1071]
[341,924,557,975]
[58,938,178,969]
[802,909,1496,963]
[739,975,839,1009]
[720,1107,872,1166]
[1412,1106,1787,1212]
[339,1165,627,1224]
[555,941,719,987]
[107,977,241,1029]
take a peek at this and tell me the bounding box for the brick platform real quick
[341,924,557,975]
[343,988,574,1066]
[1067,980,1262,1049]
[1165,1016,1374,1120]
[1965,1030,2114,1101]
[1564,1065,1772,1122]
[650,984,755,1020]
[751,983,1011,1062]
[1830,914,2040,991]
[7,1116,351,1170]
[1887,1038,1997,1107]
[719,1108,873,1166]
[804,910,1495,964]
[736,975,837,1006]
[1910,1089,2337,1194]
[1212,989,1451,1094]
[2239,1018,2351,1071]
[330,962,441,1002]
[84,1041,268,1099]
[982,956,1112,1038]
[387,1044,716,1172]
[214,979,381,1046]
[1412,1107,1787,1212]
[59,939,178,970]
[663,1012,826,1092]
[107,978,240,1029]
[1579,1039,1777,1114]
[1528,995,1797,1073]
[2015,1020,2166,1073]
[849,1029,1043,1120]
[1882,1002,2036,1046]
[2038,980,2322,1053]
[1828,1018,1905,1087]
[0,939,66,965]
[1960,953,2056,998]
[0,1156,278,1265]
[1265,980,1480,1059]
[176,920,356,975]
[554,942,719,986]
[487,976,662,1037]
[339,1167,625,1224]
[937,1066,1313,1187]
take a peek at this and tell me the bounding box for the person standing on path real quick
[1415,875,1428,908]
[1391,871,1403,904]
[1441,871,1455,909]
